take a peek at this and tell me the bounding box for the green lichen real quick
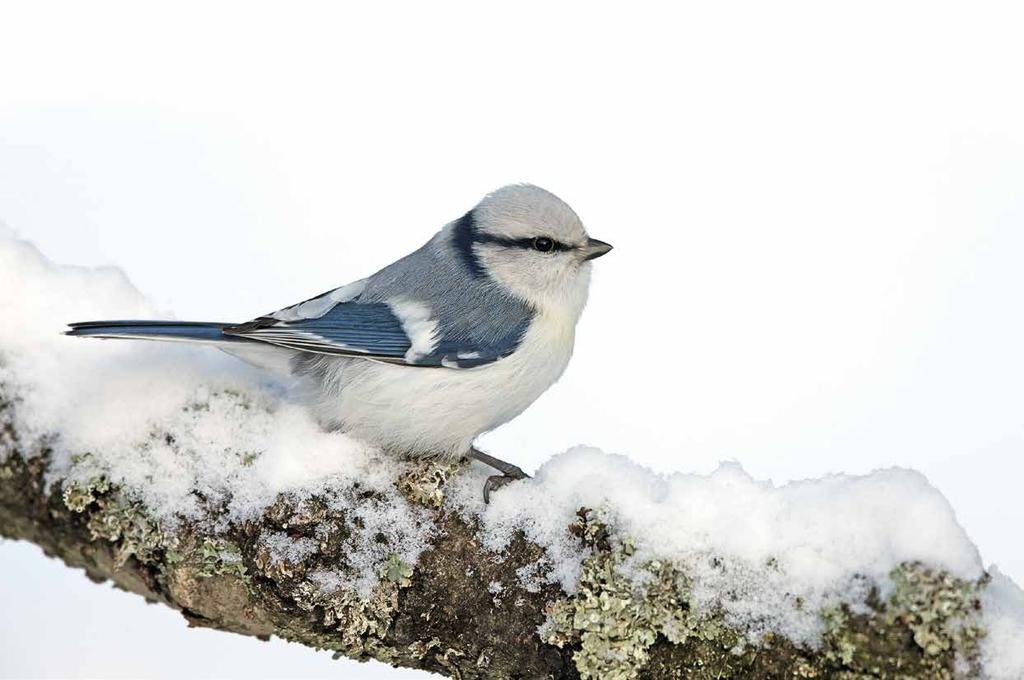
[407,637,466,674]
[820,607,858,667]
[164,544,186,566]
[543,510,989,680]
[62,477,168,566]
[250,497,418,664]
[541,509,720,680]
[197,537,248,579]
[62,475,250,581]
[398,458,465,508]
[293,578,403,662]
[61,476,111,513]
[887,562,985,656]
[813,563,986,678]
[84,492,165,566]
[385,553,414,587]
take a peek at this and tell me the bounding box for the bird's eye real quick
[532,237,556,253]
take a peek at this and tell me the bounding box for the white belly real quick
[307,312,576,458]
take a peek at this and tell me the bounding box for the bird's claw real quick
[483,474,515,504]
[468,447,530,504]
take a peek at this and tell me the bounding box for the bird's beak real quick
[580,238,613,261]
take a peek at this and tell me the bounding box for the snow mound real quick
[450,448,984,644]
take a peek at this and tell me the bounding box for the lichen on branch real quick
[0,402,1007,678]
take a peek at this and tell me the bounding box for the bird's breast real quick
[498,310,577,398]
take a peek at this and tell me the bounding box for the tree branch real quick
[0,385,1003,679]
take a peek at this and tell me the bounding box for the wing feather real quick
[224,297,525,368]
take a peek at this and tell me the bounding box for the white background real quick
[2,2,1023,677]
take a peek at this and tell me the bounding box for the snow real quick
[308,569,347,595]
[1,227,1023,675]
[450,449,985,645]
[981,568,1024,679]
[261,531,319,566]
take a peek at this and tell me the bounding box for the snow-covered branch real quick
[2,230,1023,679]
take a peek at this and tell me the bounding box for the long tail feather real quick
[66,320,251,344]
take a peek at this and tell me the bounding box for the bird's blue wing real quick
[225,303,412,360]
[224,298,527,368]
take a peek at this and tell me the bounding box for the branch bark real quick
[0,390,991,679]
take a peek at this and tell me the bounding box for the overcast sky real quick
[2,2,1023,677]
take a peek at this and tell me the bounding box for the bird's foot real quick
[482,469,529,504]
[468,447,530,503]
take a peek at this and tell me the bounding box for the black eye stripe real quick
[474,233,570,252]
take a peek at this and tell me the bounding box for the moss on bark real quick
[0,390,993,679]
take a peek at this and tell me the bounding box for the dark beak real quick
[581,238,613,261]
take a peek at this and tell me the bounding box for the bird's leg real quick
[467,447,530,503]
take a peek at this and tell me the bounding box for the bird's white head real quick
[455,184,612,319]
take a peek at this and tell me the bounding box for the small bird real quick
[68,185,612,500]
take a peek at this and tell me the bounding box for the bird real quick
[67,184,612,501]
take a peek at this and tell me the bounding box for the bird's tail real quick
[65,320,250,345]
[67,320,298,376]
